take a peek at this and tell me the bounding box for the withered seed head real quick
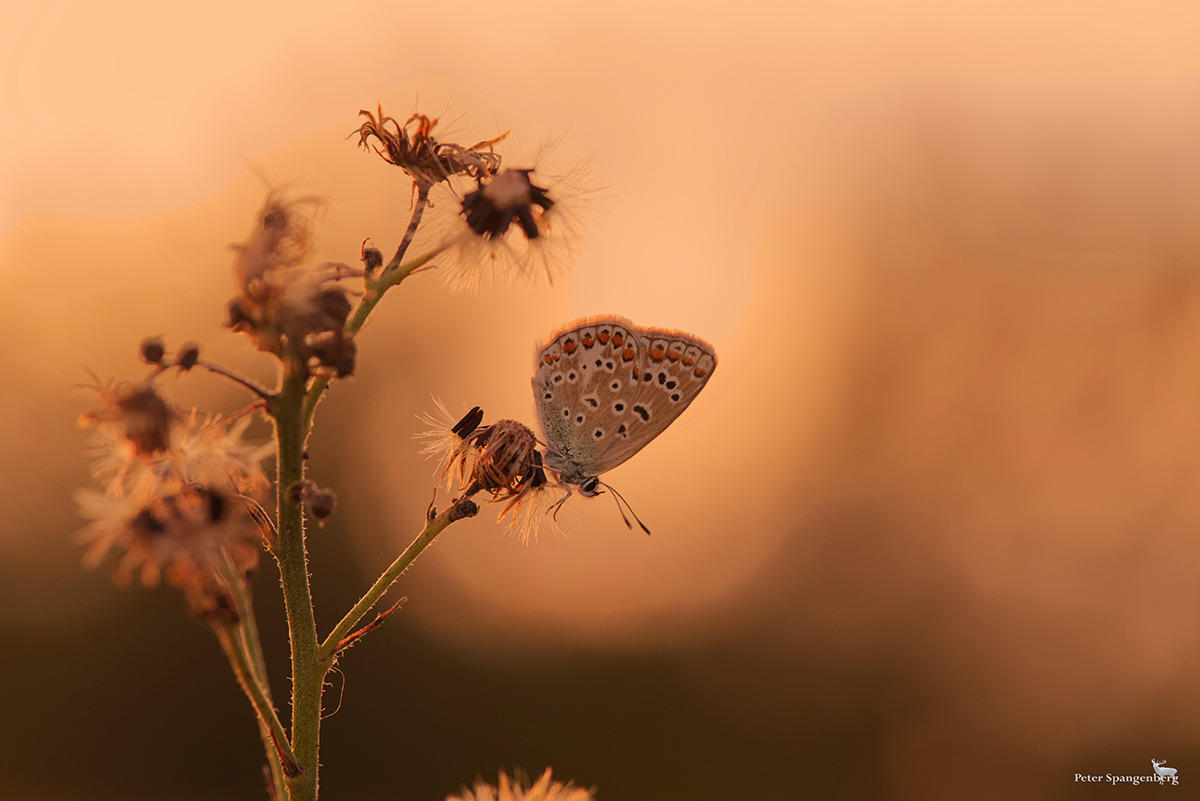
[115,385,177,456]
[461,169,554,241]
[354,103,504,190]
[465,419,543,498]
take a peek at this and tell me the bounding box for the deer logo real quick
[1151,759,1178,781]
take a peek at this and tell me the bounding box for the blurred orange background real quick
[3,1,1200,799]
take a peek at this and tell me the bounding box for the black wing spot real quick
[613,401,625,413]
[610,380,620,391]
[584,396,599,408]
[575,414,585,424]
[666,380,677,390]
[617,424,628,437]
[671,393,680,402]
[544,392,552,400]
[642,372,653,383]
[595,359,603,367]
[568,371,577,381]
[594,429,604,439]
[632,405,650,421]
[562,408,570,418]
[553,374,563,384]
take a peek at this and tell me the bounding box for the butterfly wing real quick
[533,315,717,483]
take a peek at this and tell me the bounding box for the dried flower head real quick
[428,154,591,292]
[79,377,177,458]
[226,194,357,376]
[77,484,261,623]
[447,768,593,801]
[418,403,560,542]
[79,375,271,615]
[354,103,504,191]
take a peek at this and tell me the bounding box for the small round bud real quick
[287,480,311,504]
[308,488,337,524]
[176,343,200,371]
[139,337,166,365]
[361,240,384,273]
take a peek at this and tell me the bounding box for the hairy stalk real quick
[302,187,436,429]
[214,624,298,780]
[217,554,287,795]
[269,360,321,800]
[319,499,479,662]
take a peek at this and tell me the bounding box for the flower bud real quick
[139,337,166,365]
[176,343,200,371]
[361,240,384,273]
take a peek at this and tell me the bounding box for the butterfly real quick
[532,315,718,530]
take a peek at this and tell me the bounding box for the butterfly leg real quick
[548,483,574,521]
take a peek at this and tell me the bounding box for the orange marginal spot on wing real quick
[694,366,708,378]
[666,349,681,361]
[543,354,555,365]
[562,339,578,354]
[612,333,625,347]
[597,330,611,344]
[622,347,636,362]
[682,356,695,366]
[649,346,665,361]
[581,334,595,348]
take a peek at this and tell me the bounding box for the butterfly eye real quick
[581,477,601,495]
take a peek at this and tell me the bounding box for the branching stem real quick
[319,499,478,663]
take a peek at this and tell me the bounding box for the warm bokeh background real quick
[4,1,1200,799]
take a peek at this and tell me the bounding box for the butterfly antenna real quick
[599,481,651,535]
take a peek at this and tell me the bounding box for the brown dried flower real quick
[354,103,504,191]
[79,377,176,458]
[418,402,558,542]
[77,484,261,623]
[428,158,591,292]
[226,194,357,376]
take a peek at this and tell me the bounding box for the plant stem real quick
[270,186,452,798]
[319,499,478,662]
[270,360,322,800]
[198,359,274,400]
[214,624,298,780]
[301,188,437,430]
[216,553,287,796]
